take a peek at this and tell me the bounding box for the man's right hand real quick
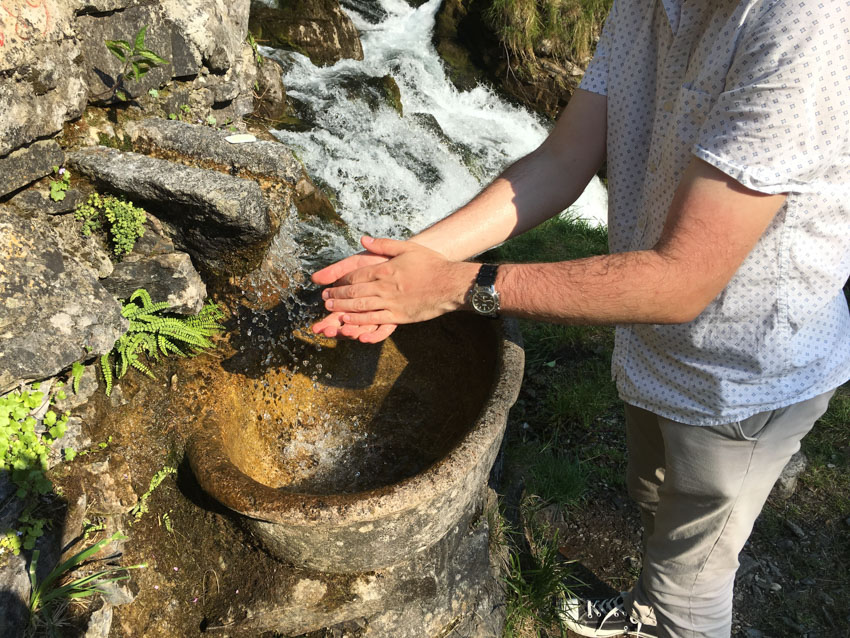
[311,240,398,342]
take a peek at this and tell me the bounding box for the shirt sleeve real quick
[693,0,850,194]
[578,0,619,97]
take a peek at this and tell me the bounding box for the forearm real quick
[412,89,607,261]
[495,251,703,325]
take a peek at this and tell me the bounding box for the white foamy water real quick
[266,0,607,264]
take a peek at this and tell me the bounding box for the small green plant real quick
[104,26,169,101]
[247,32,263,67]
[74,192,147,258]
[130,466,176,523]
[0,385,70,555]
[100,289,226,396]
[70,362,85,395]
[48,167,70,202]
[28,531,146,636]
[148,88,159,99]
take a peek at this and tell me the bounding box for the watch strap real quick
[476,264,498,287]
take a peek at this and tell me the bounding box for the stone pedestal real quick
[205,493,505,637]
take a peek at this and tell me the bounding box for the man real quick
[311,0,850,636]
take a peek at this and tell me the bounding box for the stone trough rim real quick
[187,317,524,526]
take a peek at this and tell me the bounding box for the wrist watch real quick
[469,264,500,318]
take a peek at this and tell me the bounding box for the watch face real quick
[471,288,497,314]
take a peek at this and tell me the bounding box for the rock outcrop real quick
[433,0,585,119]
[0,206,127,393]
[249,0,363,67]
[68,146,273,274]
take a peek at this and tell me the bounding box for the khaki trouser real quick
[623,390,835,638]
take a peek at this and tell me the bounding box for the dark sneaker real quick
[555,592,658,637]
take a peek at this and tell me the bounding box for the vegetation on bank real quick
[486,0,613,66]
[489,214,850,637]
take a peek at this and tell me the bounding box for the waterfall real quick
[265,0,607,268]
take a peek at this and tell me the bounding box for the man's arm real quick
[409,88,608,260]
[319,157,786,327]
[311,88,607,339]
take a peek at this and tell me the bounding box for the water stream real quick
[262,0,607,269]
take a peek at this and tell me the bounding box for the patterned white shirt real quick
[580,0,850,424]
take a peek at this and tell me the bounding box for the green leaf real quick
[136,49,168,65]
[134,25,148,51]
[105,40,130,62]
[115,89,128,101]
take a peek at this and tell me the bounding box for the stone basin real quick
[187,313,523,573]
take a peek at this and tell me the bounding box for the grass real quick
[486,0,613,66]
[489,214,618,636]
[502,499,579,638]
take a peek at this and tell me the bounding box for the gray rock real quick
[0,140,64,198]
[101,252,207,315]
[123,118,301,185]
[47,213,114,279]
[0,551,30,638]
[84,602,114,638]
[339,0,388,24]
[49,417,92,469]
[0,3,87,157]
[129,218,176,259]
[0,471,25,534]
[60,492,88,563]
[100,580,138,606]
[74,0,138,11]
[249,0,364,67]
[81,457,137,515]
[162,0,251,74]
[771,451,807,500]
[52,364,100,414]
[9,188,85,216]
[77,6,174,102]
[254,56,290,121]
[785,519,806,539]
[0,207,127,394]
[206,506,505,637]
[67,146,272,274]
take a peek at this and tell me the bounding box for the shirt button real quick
[663,101,674,112]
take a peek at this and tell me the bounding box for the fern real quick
[71,362,85,394]
[100,289,225,395]
[100,353,113,397]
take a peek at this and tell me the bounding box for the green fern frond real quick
[129,357,155,379]
[100,353,113,396]
[158,335,186,357]
[99,290,226,394]
[71,361,85,394]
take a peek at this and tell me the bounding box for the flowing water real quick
[262,0,607,268]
